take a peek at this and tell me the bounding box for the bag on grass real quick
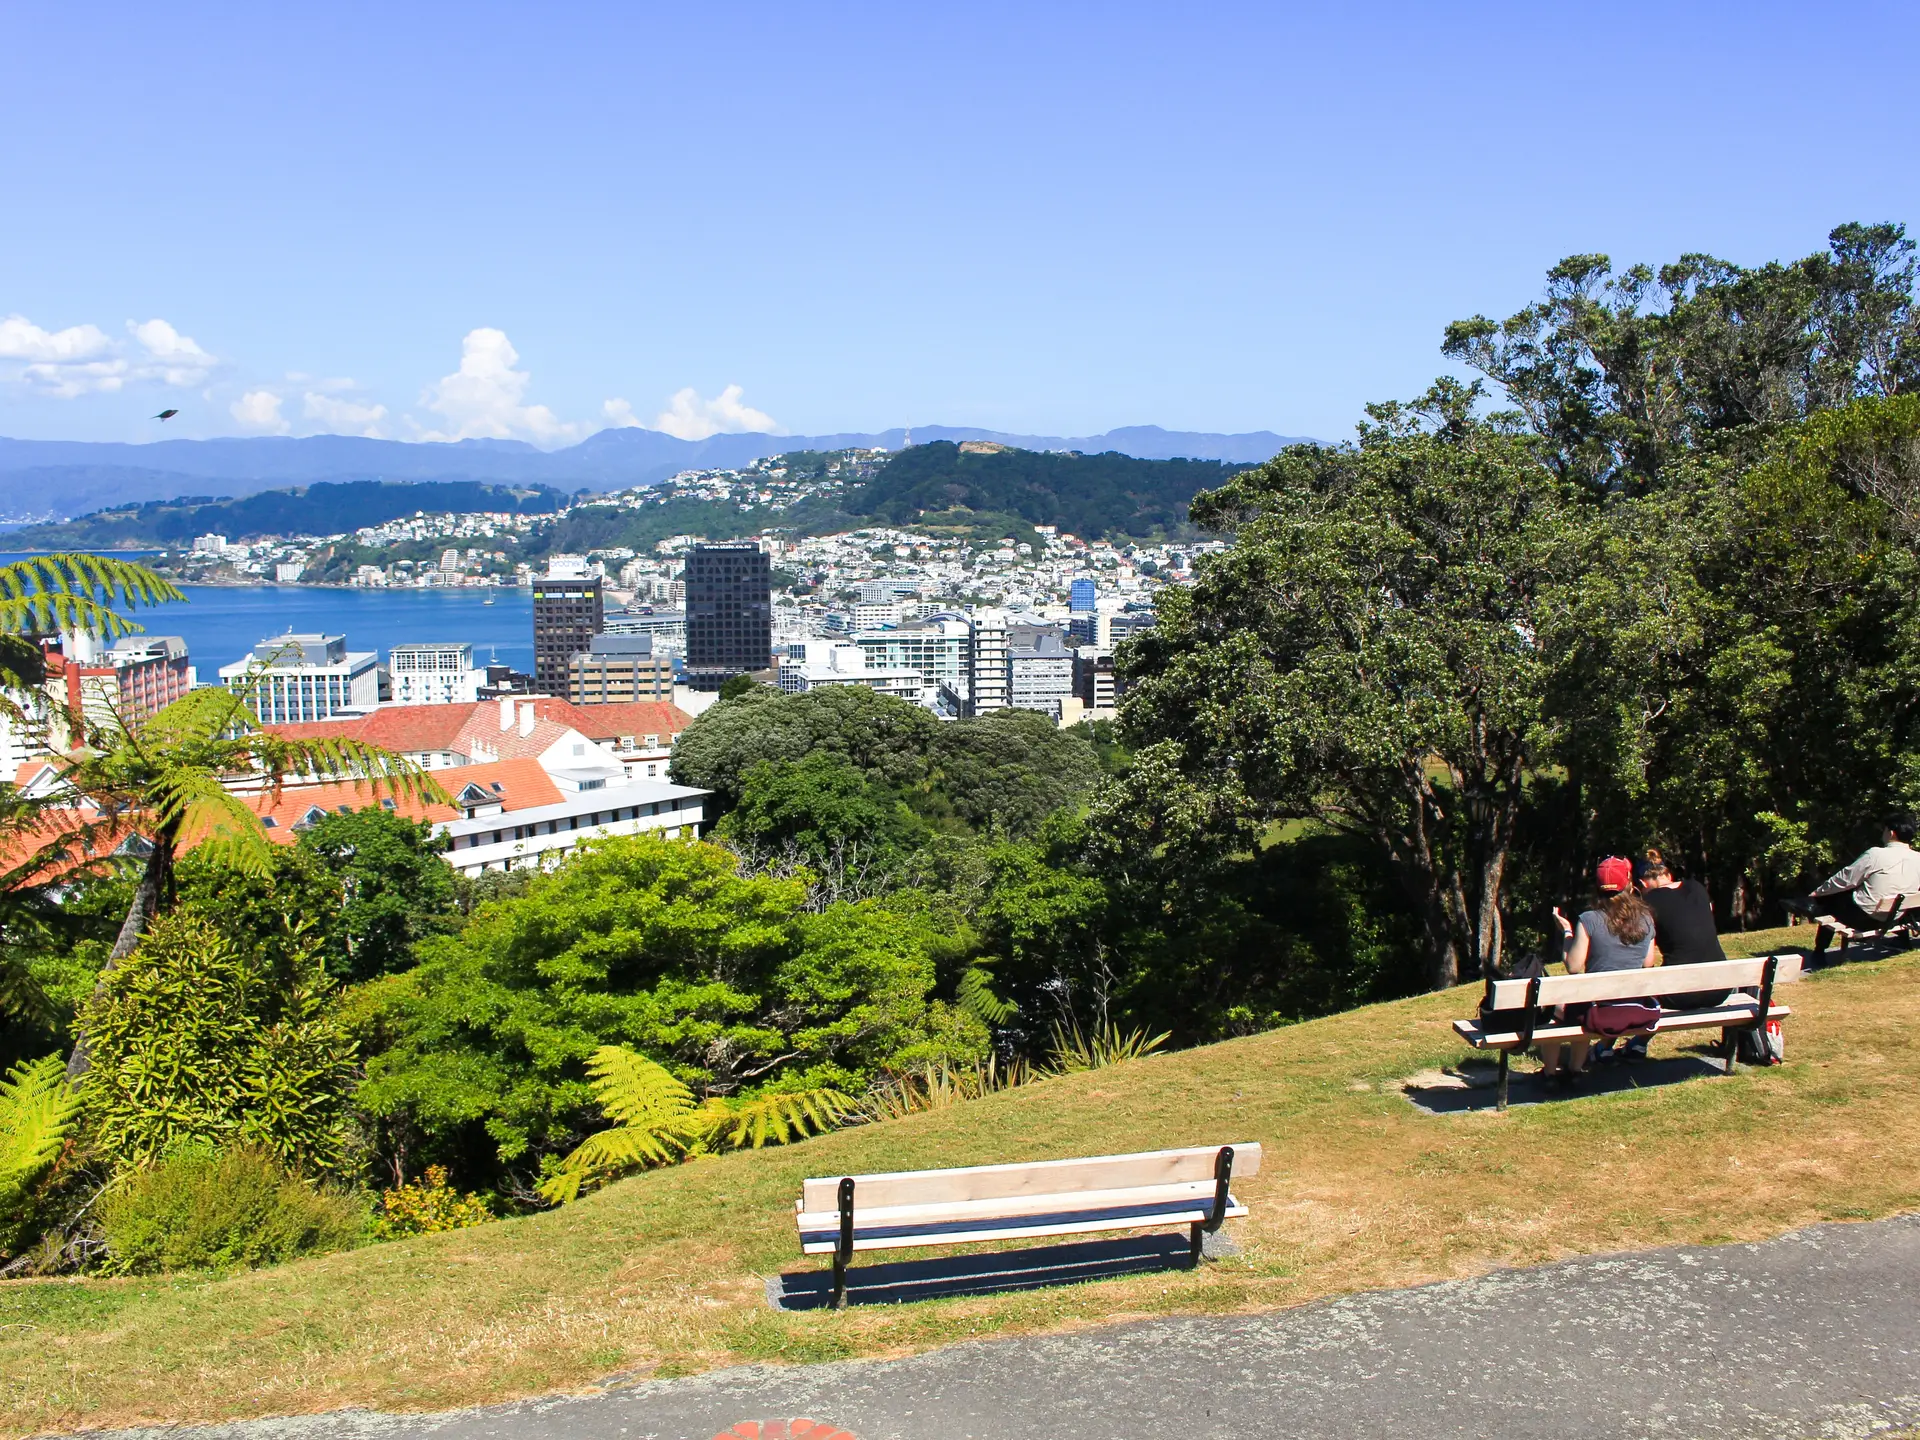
[1736,1019,1785,1066]
[1584,1000,1661,1038]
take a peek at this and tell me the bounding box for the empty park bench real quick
[796,1143,1261,1309]
[1454,955,1804,1110]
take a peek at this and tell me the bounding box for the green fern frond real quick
[691,1087,854,1151]
[583,1045,695,1129]
[0,1053,81,1213]
[0,555,183,641]
[956,963,1017,1025]
[0,957,54,1028]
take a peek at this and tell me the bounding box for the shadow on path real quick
[770,1232,1195,1311]
[1403,1054,1727,1113]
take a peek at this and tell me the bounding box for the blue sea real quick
[0,554,536,674]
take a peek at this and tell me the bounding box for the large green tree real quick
[354,833,974,1186]
[1119,383,1590,989]
[1443,222,1919,494]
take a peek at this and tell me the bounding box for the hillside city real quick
[0,445,1218,882]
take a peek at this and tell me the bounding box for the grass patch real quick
[5,925,1916,1436]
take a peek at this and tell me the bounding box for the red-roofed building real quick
[266,696,694,783]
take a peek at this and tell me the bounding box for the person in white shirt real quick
[1803,816,1920,956]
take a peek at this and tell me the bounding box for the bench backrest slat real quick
[800,1142,1262,1212]
[1483,955,1800,1010]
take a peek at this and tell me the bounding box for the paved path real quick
[114,1215,1920,1440]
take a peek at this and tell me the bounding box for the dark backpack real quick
[1736,1018,1785,1066]
[1478,953,1548,1035]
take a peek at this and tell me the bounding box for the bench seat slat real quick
[1482,955,1801,1010]
[800,1199,1250,1254]
[796,1179,1229,1231]
[1455,1002,1790,1049]
[800,1142,1261,1213]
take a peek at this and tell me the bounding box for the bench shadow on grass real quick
[1402,1052,1728,1114]
[769,1232,1197,1311]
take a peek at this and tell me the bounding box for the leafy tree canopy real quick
[1119,381,1594,987]
[1444,222,1919,493]
[353,834,976,1185]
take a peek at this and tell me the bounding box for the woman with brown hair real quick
[1545,856,1661,1084]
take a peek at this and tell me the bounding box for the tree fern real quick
[581,1044,695,1129]
[0,1054,81,1220]
[956,961,1017,1025]
[690,1088,853,1151]
[538,1045,852,1204]
[0,554,183,646]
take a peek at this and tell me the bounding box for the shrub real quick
[371,1165,492,1239]
[97,1146,366,1275]
[80,909,356,1174]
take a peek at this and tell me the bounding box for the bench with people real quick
[1787,815,1920,957]
[1455,852,1802,1109]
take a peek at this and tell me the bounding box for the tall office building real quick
[684,542,771,690]
[532,574,604,696]
[966,610,1011,715]
[1069,578,1097,613]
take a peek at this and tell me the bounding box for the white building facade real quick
[387,643,487,706]
[219,633,380,725]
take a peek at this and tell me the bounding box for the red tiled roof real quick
[249,778,456,842]
[564,700,693,743]
[434,758,563,813]
[267,705,470,755]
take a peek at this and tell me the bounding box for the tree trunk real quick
[64,835,171,1081]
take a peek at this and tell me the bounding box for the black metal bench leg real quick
[833,1176,854,1310]
[1723,1026,1738,1075]
[1496,1049,1510,1111]
[1189,1222,1204,1268]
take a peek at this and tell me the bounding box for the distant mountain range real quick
[0,424,1315,519]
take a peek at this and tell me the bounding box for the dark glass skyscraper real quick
[531,574,603,696]
[684,542,771,690]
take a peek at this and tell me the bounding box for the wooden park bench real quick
[796,1143,1261,1309]
[1454,955,1804,1110]
[1786,893,1920,952]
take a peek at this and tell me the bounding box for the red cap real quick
[1596,856,1633,892]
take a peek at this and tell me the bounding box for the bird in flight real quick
[153,409,179,421]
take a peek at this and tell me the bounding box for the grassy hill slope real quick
[4,927,1917,1434]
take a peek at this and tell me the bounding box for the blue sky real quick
[3,1,1915,448]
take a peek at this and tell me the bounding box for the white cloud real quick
[128,318,215,386]
[650,384,779,441]
[0,313,215,397]
[303,390,388,438]
[0,315,126,396]
[602,397,643,428]
[413,328,584,446]
[230,389,290,433]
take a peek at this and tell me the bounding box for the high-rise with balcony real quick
[684,542,771,690]
[532,573,604,696]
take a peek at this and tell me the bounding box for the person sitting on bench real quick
[1548,856,1660,1083]
[1800,815,1920,957]
[1613,848,1729,1063]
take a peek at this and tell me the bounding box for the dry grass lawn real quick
[4,924,1916,1436]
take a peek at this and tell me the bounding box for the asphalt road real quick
[105,1214,1920,1440]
